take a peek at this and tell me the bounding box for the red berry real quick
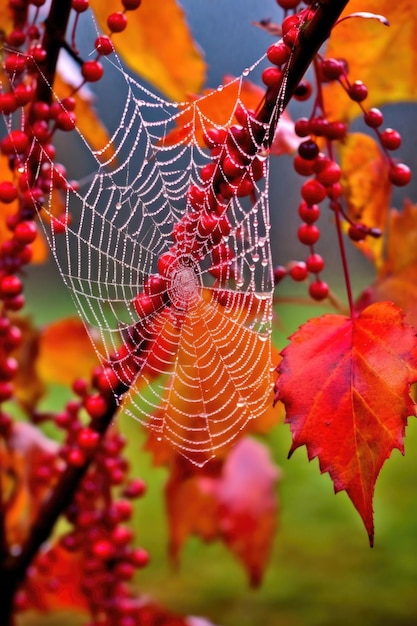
[133,292,158,317]
[364,108,383,128]
[289,261,308,281]
[277,0,299,7]
[92,539,114,560]
[1,130,30,155]
[348,80,368,102]
[282,14,300,34]
[66,447,85,467]
[380,128,402,150]
[320,58,345,81]
[14,220,37,244]
[4,53,26,75]
[71,0,89,11]
[306,253,324,273]
[389,163,411,187]
[273,265,287,284]
[293,80,312,101]
[294,117,311,137]
[122,0,141,9]
[112,499,133,521]
[0,93,17,114]
[107,11,128,32]
[261,67,282,88]
[0,382,13,401]
[81,60,104,82]
[84,394,108,419]
[77,427,100,450]
[123,478,146,498]
[309,280,329,301]
[283,26,299,48]
[301,179,326,204]
[297,223,320,246]
[55,110,76,131]
[157,251,177,278]
[0,182,18,204]
[14,83,34,106]
[348,223,367,242]
[267,42,290,66]
[0,275,22,297]
[316,161,341,186]
[298,140,319,160]
[130,547,149,568]
[293,156,315,177]
[95,35,114,55]
[298,202,320,223]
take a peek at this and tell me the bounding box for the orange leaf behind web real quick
[276,302,417,544]
[130,290,275,467]
[89,0,206,102]
[161,76,265,148]
[324,0,417,123]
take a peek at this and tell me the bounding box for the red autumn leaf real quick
[0,422,58,546]
[276,302,417,544]
[23,544,88,613]
[165,437,280,586]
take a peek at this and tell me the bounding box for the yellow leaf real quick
[89,0,206,101]
[324,0,417,122]
[338,133,390,266]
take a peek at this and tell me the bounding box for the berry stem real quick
[333,200,355,317]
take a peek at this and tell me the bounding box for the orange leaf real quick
[89,0,206,101]
[276,302,417,544]
[166,438,280,586]
[38,317,102,386]
[162,76,265,147]
[338,133,390,266]
[13,317,46,411]
[355,201,417,327]
[324,0,417,122]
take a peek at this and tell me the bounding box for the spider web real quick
[25,49,282,466]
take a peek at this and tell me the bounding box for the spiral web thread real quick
[24,50,281,465]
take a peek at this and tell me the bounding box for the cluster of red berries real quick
[13,362,148,618]
[0,0,146,408]
[270,4,411,301]
[0,3,153,621]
